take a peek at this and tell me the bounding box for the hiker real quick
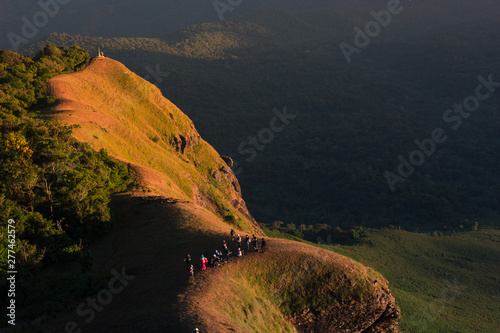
[200,255,208,271]
[261,238,267,253]
[189,265,194,278]
[223,246,230,262]
[237,234,241,243]
[213,253,219,267]
[230,229,235,240]
[184,253,191,266]
[252,235,258,252]
[245,235,250,251]
[236,247,242,257]
[222,240,228,250]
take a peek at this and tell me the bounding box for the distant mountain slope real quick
[4,0,499,51]
[1,0,355,51]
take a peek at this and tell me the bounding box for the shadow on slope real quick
[34,193,252,332]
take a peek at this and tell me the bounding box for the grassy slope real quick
[181,239,396,333]
[47,57,258,233]
[329,228,500,332]
[36,194,398,333]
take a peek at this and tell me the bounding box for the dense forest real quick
[0,46,131,276]
[25,8,500,231]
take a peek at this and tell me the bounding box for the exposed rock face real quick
[171,124,200,154]
[291,284,400,333]
[220,155,234,167]
[292,290,401,333]
[363,303,401,333]
[172,134,187,153]
[205,160,256,226]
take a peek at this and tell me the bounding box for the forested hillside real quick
[0,46,131,275]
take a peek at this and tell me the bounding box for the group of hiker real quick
[184,229,267,278]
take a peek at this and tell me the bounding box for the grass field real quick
[327,228,500,332]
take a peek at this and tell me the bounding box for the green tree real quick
[0,46,130,274]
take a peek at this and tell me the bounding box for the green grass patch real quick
[328,228,500,333]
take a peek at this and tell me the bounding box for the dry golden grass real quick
[48,57,259,233]
[180,239,396,332]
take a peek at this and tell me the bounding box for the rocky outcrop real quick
[220,155,234,168]
[171,124,200,155]
[363,303,400,333]
[291,284,400,333]
[172,134,187,153]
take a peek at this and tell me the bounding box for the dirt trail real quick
[41,193,252,333]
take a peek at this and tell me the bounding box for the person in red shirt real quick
[200,255,208,270]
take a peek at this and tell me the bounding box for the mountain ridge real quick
[47,56,259,231]
[37,56,400,332]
